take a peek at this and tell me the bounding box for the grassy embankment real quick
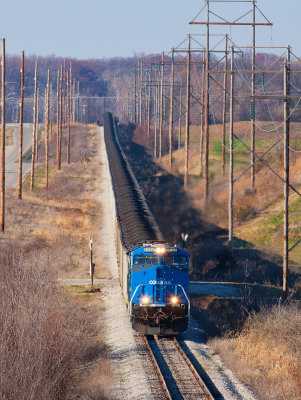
[0,124,112,400]
[132,120,301,400]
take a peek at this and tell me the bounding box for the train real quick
[103,112,190,335]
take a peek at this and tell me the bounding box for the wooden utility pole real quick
[77,82,80,123]
[134,66,137,123]
[154,68,158,158]
[139,60,142,125]
[56,70,60,168]
[72,79,76,123]
[147,71,151,139]
[1,38,5,232]
[63,58,66,124]
[67,70,71,164]
[30,61,38,191]
[228,47,234,244]
[159,52,164,159]
[50,84,53,142]
[199,64,205,177]
[45,70,50,190]
[178,85,182,150]
[204,1,210,200]
[283,47,290,299]
[251,0,256,187]
[169,50,175,170]
[18,50,24,200]
[35,88,39,161]
[58,65,63,170]
[222,35,228,176]
[184,35,191,188]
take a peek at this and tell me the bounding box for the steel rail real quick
[173,337,215,400]
[144,335,216,399]
[143,336,172,400]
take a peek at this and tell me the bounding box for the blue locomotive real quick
[129,241,190,335]
[103,112,190,336]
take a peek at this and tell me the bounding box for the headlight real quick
[142,296,150,304]
[155,247,165,254]
[171,296,178,304]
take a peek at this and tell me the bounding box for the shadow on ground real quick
[117,123,298,289]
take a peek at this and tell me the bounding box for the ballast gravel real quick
[97,126,257,400]
[98,127,156,400]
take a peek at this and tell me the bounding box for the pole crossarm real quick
[189,22,272,26]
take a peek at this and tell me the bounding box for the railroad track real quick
[143,335,215,400]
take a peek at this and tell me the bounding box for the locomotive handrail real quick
[129,284,144,316]
[176,284,190,318]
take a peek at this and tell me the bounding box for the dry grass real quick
[0,247,109,400]
[210,304,301,400]
[0,124,112,399]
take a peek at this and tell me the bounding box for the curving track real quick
[103,112,216,399]
[103,112,162,249]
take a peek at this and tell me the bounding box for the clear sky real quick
[0,0,299,59]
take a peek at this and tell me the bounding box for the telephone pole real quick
[18,50,24,200]
[30,61,38,191]
[251,0,256,187]
[169,49,175,170]
[67,69,71,164]
[283,47,290,299]
[228,47,234,244]
[222,35,228,176]
[45,70,50,189]
[1,38,5,232]
[184,35,191,188]
[159,52,164,159]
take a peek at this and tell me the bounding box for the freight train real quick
[103,112,190,335]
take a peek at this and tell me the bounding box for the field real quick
[0,124,112,400]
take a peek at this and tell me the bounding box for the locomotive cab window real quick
[132,255,159,272]
[162,255,188,271]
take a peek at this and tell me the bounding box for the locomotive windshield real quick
[132,255,159,272]
[162,255,188,272]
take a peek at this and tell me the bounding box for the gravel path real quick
[97,127,157,400]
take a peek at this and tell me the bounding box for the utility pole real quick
[199,63,205,177]
[30,61,38,191]
[228,47,234,244]
[134,66,137,123]
[50,83,53,143]
[178,84,182,150]
[18,50,24,200]
[77,81,79,123]
[36,88,39,161]
[283,47,290,300]
[204,0,210,200]
[222,35,228,176]
[184,35,191,188]
[154,66,158,158]
[169,49,175,170]
[251,0,256,187]
[45,69,50,190]
[1,38,5,232]
[139,60,142,125]
[159,52,164,159]
[67,69,70,164]
[58,65,63,170]
[147,71,151,139]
